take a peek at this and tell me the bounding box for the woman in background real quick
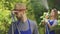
[46,8,58,34]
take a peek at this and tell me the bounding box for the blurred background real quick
[0,0,60,34]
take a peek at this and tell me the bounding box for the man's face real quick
[13,4,26,20]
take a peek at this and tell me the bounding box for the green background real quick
[0,0,60,34]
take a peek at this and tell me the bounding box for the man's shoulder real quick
[11,21,18,26]
[28,19,37,26]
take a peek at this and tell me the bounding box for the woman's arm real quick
[47,20,57,30]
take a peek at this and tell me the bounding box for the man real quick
[8,3,39,34]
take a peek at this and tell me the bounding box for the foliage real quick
[0,0,60,34]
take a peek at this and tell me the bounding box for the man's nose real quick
[18,12,23,16]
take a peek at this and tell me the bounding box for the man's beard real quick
[16,15,23,20]
[16,14,26,22]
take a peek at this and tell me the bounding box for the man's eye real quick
[14,12,18,14]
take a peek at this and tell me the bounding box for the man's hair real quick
[14,3,26,10]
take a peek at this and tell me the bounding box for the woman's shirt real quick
[48,19,58,26]
[46,19,58,34]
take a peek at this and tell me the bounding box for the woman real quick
[46,9,58,34]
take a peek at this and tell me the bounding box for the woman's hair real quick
[51,8,58,19]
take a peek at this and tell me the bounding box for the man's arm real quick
[8,24,12,34]
[8,23,14,34]
[33,21,39,34]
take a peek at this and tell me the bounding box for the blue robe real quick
[14,20,32,34]
[46,20,55,34]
